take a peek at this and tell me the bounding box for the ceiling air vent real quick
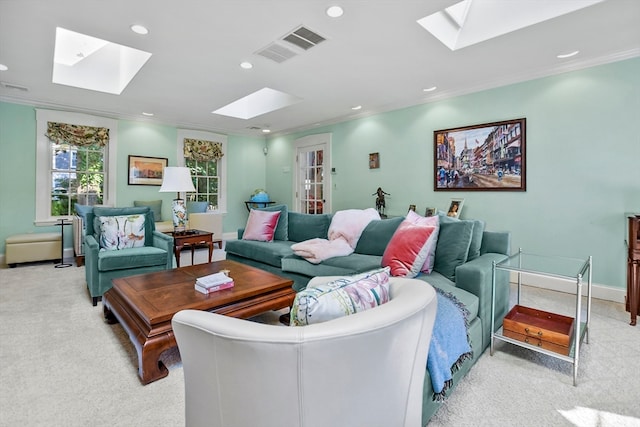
[257,43,298,63]
[0,81,29,91]
[283,26,326,50]
[256,26,326,63]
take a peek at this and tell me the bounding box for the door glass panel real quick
[295,134,330,214]
[298,148,325,214]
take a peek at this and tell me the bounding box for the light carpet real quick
[1,248,639,427]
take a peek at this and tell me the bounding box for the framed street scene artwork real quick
[434,118,526,191]
[128,155,168,186]
[446,199,464,218]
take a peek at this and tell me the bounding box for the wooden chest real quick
[503,305,574,356]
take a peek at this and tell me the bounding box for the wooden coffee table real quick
[102,260,295,384]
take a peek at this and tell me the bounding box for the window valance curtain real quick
[183,138,224,162]
[46,122,109,147]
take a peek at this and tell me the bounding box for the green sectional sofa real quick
[225,205,511,425]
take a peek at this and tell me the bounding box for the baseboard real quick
[510,272,626,304]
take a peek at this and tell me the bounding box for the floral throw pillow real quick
[290,267,391,326]
[98,214,146,251]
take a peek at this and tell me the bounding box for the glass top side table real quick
[491,248,592,386]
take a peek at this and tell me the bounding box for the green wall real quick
[226,134,268,231]
[266,58,640,290]
[117,120,177,220]
[0,106,266,254]
[2,58,638,290]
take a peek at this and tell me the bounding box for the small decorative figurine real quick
[373,187,390,217]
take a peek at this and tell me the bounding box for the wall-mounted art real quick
[128,155,168,186]
[369,152,380,169]
[434,118,526,191]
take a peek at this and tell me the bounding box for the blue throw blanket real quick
[427,289,473,401]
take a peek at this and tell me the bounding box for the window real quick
[177,129,227,213]
[186,158,219,207]
[50,143,105,216]
[36,109,117,224]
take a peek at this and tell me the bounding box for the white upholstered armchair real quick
[172,277,437,427]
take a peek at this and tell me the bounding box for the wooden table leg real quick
[207,241,213,263]
[630,261,638,326]
[174,243,183,268]
[103,289,175,384]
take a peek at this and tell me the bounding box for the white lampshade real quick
[159,167,196,193]
[159,167,195,233]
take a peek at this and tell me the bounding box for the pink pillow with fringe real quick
[382,217,439,277]
[242,209,281,242]
[405,210,440,273]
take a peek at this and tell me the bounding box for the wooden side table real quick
[627,214,640,326]
[168,229,214,268]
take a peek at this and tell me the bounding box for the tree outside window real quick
[51,142,104,216]
[186,158,218,208]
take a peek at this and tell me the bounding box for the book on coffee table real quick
[195,280,234,295]
[195,271,234,294]
[196,272,232,287]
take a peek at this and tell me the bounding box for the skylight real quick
[52,27,152,95]
[417,0,604,51]
[212,88,302,120]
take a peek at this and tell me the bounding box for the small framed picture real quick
[446,199,464,218]
[369,152,380,169]
[425,207,437,217]
[128,155,168,186]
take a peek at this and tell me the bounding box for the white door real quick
[294,134,331,214]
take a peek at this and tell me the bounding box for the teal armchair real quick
[84,206,173,306]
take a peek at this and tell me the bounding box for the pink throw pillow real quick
[242,209,281,242]
[382,218,439,278]
[405,210,440,273]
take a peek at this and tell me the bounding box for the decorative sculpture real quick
[373,187,390,216]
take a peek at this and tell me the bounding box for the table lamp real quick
[159,166,196,233]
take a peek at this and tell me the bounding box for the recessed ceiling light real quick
[423,86,437,92]
[130,24,149,35]
[142,112,154,116]
[557,50,579,59]
[326,6,344,18]
[240,61,253,69]
[351,105,362,110]
[262,129,271,133]
[0,64,8,71]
